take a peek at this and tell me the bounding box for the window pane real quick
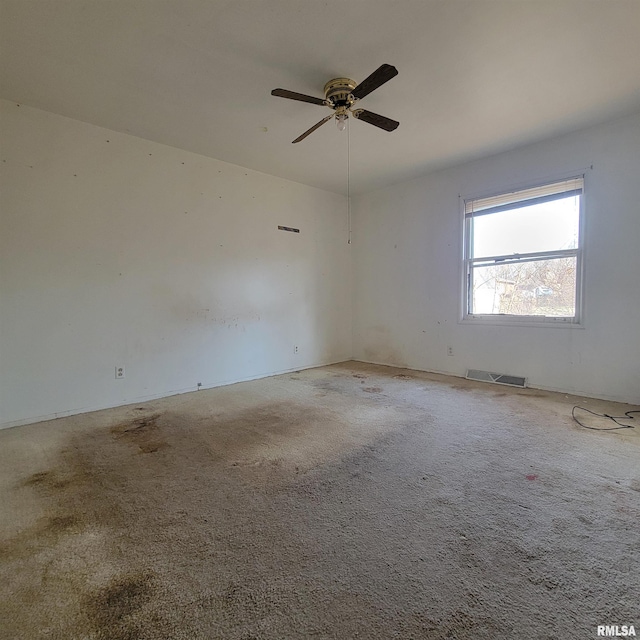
[470,256,577,317]
[472,195,580,258]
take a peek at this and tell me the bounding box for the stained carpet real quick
[1,362,638,639]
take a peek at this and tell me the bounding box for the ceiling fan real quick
[271,64,399,143]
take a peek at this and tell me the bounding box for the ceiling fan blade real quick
[292,115,333,143]
[271,88,326,106]
[352,109,399,132]
[351,64,398,100]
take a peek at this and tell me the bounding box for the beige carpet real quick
[1,362,638,639]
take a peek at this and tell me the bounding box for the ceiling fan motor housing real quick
[324,78,357,108]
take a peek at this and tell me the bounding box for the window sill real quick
[461,314,584,329]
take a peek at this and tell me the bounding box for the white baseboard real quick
[0,358,351,431]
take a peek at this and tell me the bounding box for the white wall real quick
[352,110,640,403]
[0,100,352,428]
[3,102,638,427]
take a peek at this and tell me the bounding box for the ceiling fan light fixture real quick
[272,65,399,143]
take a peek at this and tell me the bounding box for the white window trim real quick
[460,173,587,328]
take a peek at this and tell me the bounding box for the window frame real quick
[461,174,586,327]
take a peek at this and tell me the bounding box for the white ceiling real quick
[2,0,640,195]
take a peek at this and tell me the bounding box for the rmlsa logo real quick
[597,626,636,637]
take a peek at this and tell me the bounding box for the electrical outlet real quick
[294,345,299,354]
[447,346,454,356]
[115,366,125,379]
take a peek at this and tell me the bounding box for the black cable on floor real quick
[572,406,639,431]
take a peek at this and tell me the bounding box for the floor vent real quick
[466,369,527,388]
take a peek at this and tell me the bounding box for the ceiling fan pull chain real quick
[347,118,352,245]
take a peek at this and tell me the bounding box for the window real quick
[463,176,584,324]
